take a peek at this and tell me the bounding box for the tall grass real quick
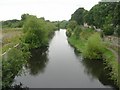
[83,33,105,60]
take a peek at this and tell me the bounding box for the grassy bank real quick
[67,28,119,88]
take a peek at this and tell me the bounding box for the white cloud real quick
[0,0,100,21]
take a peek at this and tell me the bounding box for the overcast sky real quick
[0,0,101,21]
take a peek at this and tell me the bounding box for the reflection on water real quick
[12,29,116,88]
[81,59,117,89]
[25,47,49,76]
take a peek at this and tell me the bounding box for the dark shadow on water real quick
[71,47,118,89]
[2,83,29,90]
[25,46,49,76]
[81,58,118,89]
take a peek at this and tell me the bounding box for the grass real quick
[1,28,22,54]
[68,35,85,53]
[103,48,119,86]
[67,28,119,88]
[2,28,22,33]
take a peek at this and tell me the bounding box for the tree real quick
[67,20,77,30]
[71,8,87,25]
[103,14,114,35]
[21,14,30,21]
[22,15,47,48]
[22,15,56,49]
[113,2,120,36]
[2,19,22,28]
[59,20,68,29]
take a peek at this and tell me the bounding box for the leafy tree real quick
[71,8,87,25]
[59,20,68,29]
[67,20,77,30]
[113,2,120,36]
[2,19,22,28]
[21,14,30,21]
[22,15,47,48]
[22,15,56,49]
[103,14,114,35]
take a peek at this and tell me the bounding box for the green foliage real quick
[113,2,120,26]
[71,8,88,25]
[70,2,119,36]
[22,15,56,49]
[103,49,119,87]
[2,48,27,88]
[66,28,72,37]
[59,20,68,29]
[103,14,114,35]
[68,28,95,52]
[52,21,60,30]
[67,20,77,30]
[103,24,114,35]
[80,28,94,40]
[74,25,82,39]
[21,13,30,21]
[115,25,120,36]
[113,2,120,37]
[23,16,45,48]
[83,33,105,60]
[2,19,23,28]
[68,35,85,53]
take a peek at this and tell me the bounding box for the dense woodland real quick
[1,1,120,89]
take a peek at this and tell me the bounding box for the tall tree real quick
[71,8,87,25]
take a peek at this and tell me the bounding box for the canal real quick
[12,29,114,88]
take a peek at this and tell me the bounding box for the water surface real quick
[13,29,114,88]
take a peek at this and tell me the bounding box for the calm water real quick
[12,29,115,88]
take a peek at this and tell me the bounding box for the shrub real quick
[2,48,26,88]
[66,28,72,37]
[74,25,82,39]
[83,33,105,60]
[103,24,114,35]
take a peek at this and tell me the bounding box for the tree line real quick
[69,2,120,36]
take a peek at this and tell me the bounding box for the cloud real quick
[0,0,100,21]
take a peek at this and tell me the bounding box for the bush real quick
[83,33,105,60]
[103,24,114,35]
[74,25,82,39]
[2,48,26,88]
[22,15,56,49]
[67,20,77,30]
[23,16,47,49]
[115,25,120,37]
[66,28,72,37]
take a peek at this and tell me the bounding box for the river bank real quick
[67,28,119,89]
